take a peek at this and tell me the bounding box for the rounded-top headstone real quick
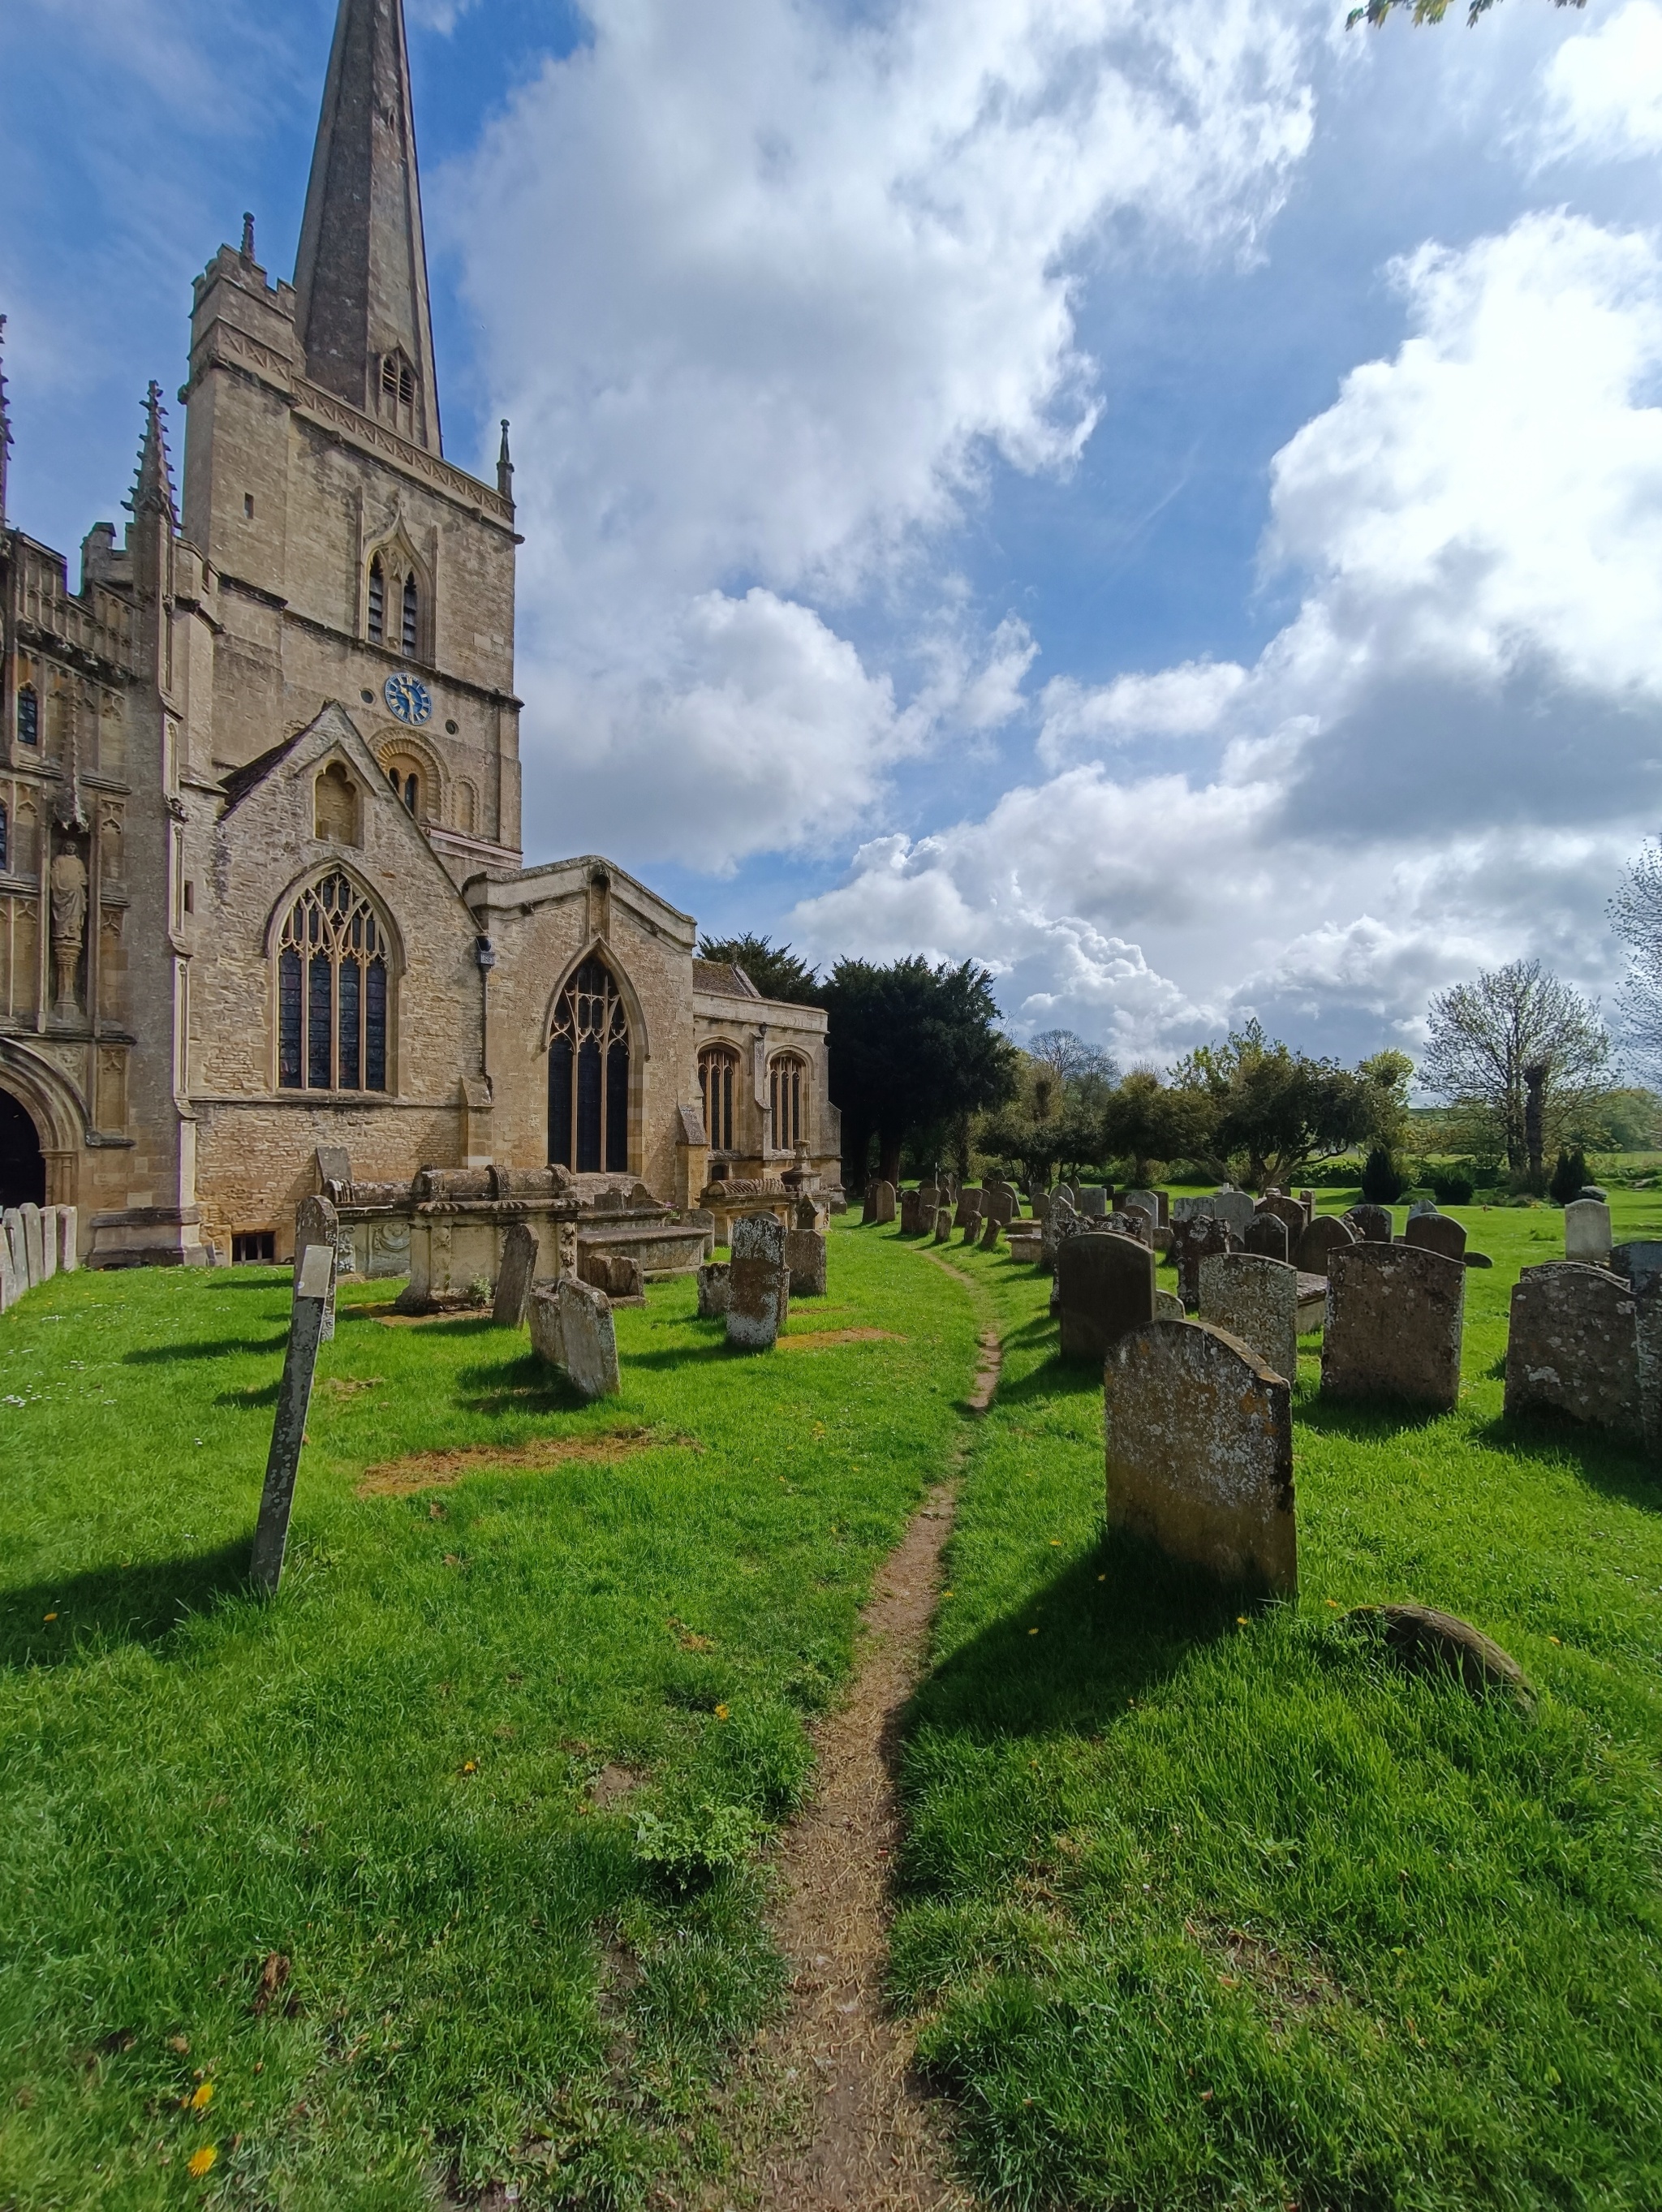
[1295,1212,1355,1276]
[1057,1230,1156,1362]
[1242,1211,1290,1265]
[1345,1203,1393,1244]
[1505,1260,1640,1437]
[1563,1198,1612,1267]
[1405,1211,1467,1263]
[1321,1241,1465,1411]
[1199,1249,1298,1386]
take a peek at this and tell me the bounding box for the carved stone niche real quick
[586,867,612,941]
[314,761,361,846]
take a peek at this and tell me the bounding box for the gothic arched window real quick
[769,1053,808,1152]
[367,557,385,646]
[402,574,419,656]
[277,871,390,1093]
[700,1044,739,1153]
[549,958,630,1173]
[0,801,7,873]
[16,686,39,747]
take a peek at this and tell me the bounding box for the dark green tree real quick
[1171,1021,1393,1190]
[824,958,1018,1190]
[695,933,824,1006]
[1361,1146,1409,1205]
[1100,1069,1216,1185]
[1548,1145,1590,1206]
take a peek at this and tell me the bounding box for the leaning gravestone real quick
[492,1221,540,1328]
[1054,1183,1076,1208]
[697,1262,730,1318]
[1564,1199,1613,1267]
[530,1276,622,1398]
[1242,1211,1290,1265]
[1346,1203,1393,1244]
[1104,1319,1296,1598]
[250,1241,336,1593]
[1077,1184,1109,1219]
[2,1210,24,1293]
[1322,1243,1465,1411]
[1406,1212,1467,1263]
[1057,1230,1156,1363]
[979,1212,1003,1251]
[1504,1263,1641,1439]
[932,1207,953,1245]
[54,1207,77,1272]
[1171,1215,1236,1310]
[728,1212,790,1349]
[1407,1198,1440,1221]
[1295,1212,1354,1277]
[0,1229,16,1311]
[1122,1187,1160,1226]
[294,1194,339,1342]
[20,1203,44,1287]
[1200,1251,1299,1385]
[785,1226,827,1298]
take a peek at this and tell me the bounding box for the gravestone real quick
[0,1227,16,1311]
[1057,1230,1156,1363]
[1255,1194,1305,1251]
[988,1187,1017,1227]
[785,1227,828,1298]
[37,1208,58,1282]
[54,1207,77,1272]
[697,1262,730,1318]
[960,1213,981,1246]
[932,1207,953,1244]
[1040,1194,1079,1275]
[1406,1212,1467,1263]
[979,1213,1003,1250]
[1113,1206,1154,1248]
[582,1249,644,1301]
[1243,1211,1290,1264]
[1564,1199,1613,1267]
[1005,1224,1044,1263]
[1504,1262,1641,1438]
[1055,1184,1076,1208]
[315,1144,351,1191]
[1611,1242,1662,1298]
[2,1210,24,1293]
[1171,1215,1237,1310]
[870,1180,897,1226]
[1346,1203,1393,1244]
[1104,1319,1296,1597]
[1122,1188,1160,1225]
[728,1212,790,1349]
[1209,1190,1258,1237]
[794,1197,819,1232]
[1155,1289,1183,1319]
[294,1194,339,1342]
[1031,1189,1052,1221]
[900,1188,921,1235]
[1321,1242,1465,1411]
[1199,1251,1298,1387]
[1295,1213,1354,1277]
[1077,1184,1109,1218]
[1298,1190,1316,1223]
[954,1188,983,1229]
[249,1242,335,1593]
[529,1276,622,1398]
[1408,1198,1440,1221]
[491,1222,539,1328]
[20,1203,44,1287]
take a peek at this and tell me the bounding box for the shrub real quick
[1359,1146,1407,1205]
[1548,1146,1589,1206]
[1428,1166,1475,1206]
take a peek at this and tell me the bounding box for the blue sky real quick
[8,0,1662,1069]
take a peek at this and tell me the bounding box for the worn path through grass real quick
[0,1226,980,2210]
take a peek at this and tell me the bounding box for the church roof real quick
[292,0,441,452]
[692,960,764,1001]
[218,731,305,815]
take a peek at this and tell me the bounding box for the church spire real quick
[292,0,441,454]
[0,316,11,532]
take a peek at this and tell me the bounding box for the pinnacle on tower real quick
[292,0,441,453]
[497,419,515,503]
[127,381,178,527]
[0,316,11,532]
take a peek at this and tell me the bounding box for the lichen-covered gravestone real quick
[1321,1243,1465,1411]
[1104,1319,1296,1598]
[1295,1212,1354,1277]
[1171,1215,1237,1310]
[1199,1250,1299,1386]
[1155,1289,1183,1319]
[1040,1194,1078,1275]
[0,1225,17,1311]
[1243,1211,1290,1264]
[37,1208,58,1282]
[19,1203,44,1287]
[785,1226,827,1298]
[932,1207,953,1245]
[900,1188,924,1235]
[1406,1212,1466,1263]
[294,1194,339,1342]
[2,1211,24,1294]
[1209,1190,1258,1237]
[728,1211,790,1349]
[492,1220,539,1328]
[529,1276,622,1398]
[697,1262,730,1318]
[1504,1262,1641,1438]
[1564,1199,1613,1267]
[1057,1230,1155,1363]
[1122,1188,1160,1225]
[1346,1204,1393,1244]
[249,1241,337,1592]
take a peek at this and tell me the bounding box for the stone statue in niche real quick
[50,846,88,1018]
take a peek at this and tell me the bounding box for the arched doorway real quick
[548,957,631,1173]
[0,1088,45,1210]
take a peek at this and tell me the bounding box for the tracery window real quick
[277,871,390,1093]
[368,557,385,645]
[402,574,419,656]
[16,686,39,747]
[549,957,630,1173]
[769,1053,807,1153]
[700,1044,739,1153]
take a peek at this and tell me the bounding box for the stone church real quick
[0,0,839,1264]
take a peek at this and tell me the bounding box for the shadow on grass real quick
[1294,1392,1453,1443]
[122,1333,289,1364]
[452,1352,601,1415]
[0,1541,253,1668]
[992,1356,1104,1414]
[906,1536,1244,1746]
[1472,1407,1662,1511]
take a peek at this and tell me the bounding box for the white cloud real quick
[1537,0,1662,162]
[444,0,1317,866]
[791,210,1662,1059]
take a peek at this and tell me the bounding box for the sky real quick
[6,0,1662,1072]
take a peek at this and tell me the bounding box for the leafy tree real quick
[1361,1146,1409,1205]
[1421,959,1610,1180]
[1358,1049,1414,1152]
[1596,1087,1662,1151]
[1100,1068,1216,1185]
[695,933,823,1006]
[1027,1028,1120,1088]
[824,958,1018,1189]
[1610,839,1662,1082]
[1170,1021,1393,1190]
[976,1097,1104,1186]
[1348,0,1581,30]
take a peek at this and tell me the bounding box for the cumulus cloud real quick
[443,0,1317,865]
[1537,0,1662,162]
[792,210,1662,1059]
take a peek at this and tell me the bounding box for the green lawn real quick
[896,1197,1662,2210]
[0,1232,982,2209]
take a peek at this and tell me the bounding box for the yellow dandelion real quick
[1548,1635,1561,1646]
[1027,1628,1039,1636]
[1096,1574,1105,1582]
[713,1702,730,1720]
[941,1588,954,1598]
[190,2082,213,2113]
[459,1759,477,1775]
[43,1612,57,1624]
[1049,1539,1061,1547]
[187,2146,217,2180]
[1237,1616,1249,1625]
[1324,1598,1339,1609]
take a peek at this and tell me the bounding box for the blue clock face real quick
[384,673,433,726]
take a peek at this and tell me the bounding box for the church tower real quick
[178,0,522,880]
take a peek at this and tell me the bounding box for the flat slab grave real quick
[1199,1250,1299,1386]
[1504,1262,1643,1440]
[1321,1242,1465,1411]
[1105,1319,1296,1598]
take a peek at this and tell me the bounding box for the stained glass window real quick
[277,872,390,1092]
[549,958,630,1173]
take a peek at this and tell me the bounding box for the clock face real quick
[384,672,433,726]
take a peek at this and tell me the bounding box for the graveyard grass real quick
[899,1195,1662,2212]
[0,1233,984,2210]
